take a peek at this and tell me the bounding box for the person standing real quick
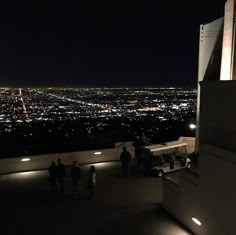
[57,158,66,192]
[120,147,132,177]
[71,161,81,196]
[143,148,152,176]
[48,161,58,192]
[133,139,142,167]
[88,166,96,199]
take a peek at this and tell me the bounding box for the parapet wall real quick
[0,137,195,175]
[0,142,134,174]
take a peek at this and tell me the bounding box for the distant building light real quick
[21,158,31,162]
[137,107,161,112]
[94,152,102,155]
[189,124,196,130]
[192,217,201,226]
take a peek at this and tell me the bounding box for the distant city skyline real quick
[0,87,196,156]
[0,87,196,123]
[0,85,197,88]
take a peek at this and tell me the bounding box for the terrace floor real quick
[0,161,193,235]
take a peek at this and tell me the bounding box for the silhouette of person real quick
[56,158,66,192]
[120,147,132,177]
[133,138,143,167]
[48,161,58,192]
[140,132,150,145]
[143,148,153,176]
[88,165,96,199]
[71,161,81,196]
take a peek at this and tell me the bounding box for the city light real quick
[192,217,201,226]
[0,87,197,155]
[21,158,31,162]
[189,123,196,130]
[0,88,196,126]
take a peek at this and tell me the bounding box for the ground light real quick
[192,217,201,226]
[189,123,196,130]
[21,158,31,162]
[94,152,102,155]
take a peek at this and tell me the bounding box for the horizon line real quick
[0,86,197,89]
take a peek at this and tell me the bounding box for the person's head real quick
[57,158,62,164]
[72,161,77,167]
[89,165,95,173]
[122,147,127,152]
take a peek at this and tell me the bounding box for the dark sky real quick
[0,0,226,87]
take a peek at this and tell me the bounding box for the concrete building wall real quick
[197,81,236,234]
[196,18,223,151]
[0,138,194,175]
[163,81,236,235]
[198,145,236,234]
[198,19,223,83]
[0,141,134,174]
[200,81,236,152]
[163,169,200,234]
[163,2,236,233]
[178,136,195,154]
[220,0,235,80]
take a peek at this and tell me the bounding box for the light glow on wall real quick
[192,217,201,226]
[21,158,31,162]
[94,152,102,155]
[92,162,113,169]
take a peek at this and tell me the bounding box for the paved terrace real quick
[0,161,193,235]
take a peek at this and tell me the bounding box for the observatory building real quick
[162,0,236,234]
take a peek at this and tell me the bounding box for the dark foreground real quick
[0,161,193,235]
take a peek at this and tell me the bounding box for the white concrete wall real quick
[198,18,223,83]
[220,0,235,81]
[0,141,135,174]
[163,81,236,235]
[197,18,223,151]
[178,136,195,153]
[162,178,180,216]
[163,170,200,234]
[198,145,236,234]
[200,81,236,152]
[164,144,236,235]
[0,138,194,175]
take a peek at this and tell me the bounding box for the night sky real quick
[0,0,226,87]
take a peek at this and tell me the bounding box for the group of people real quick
[120,145,153,177]
[48,158,96,199]
[133,141,153,175]
[48,137,151,198]
[119,131,152,177]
